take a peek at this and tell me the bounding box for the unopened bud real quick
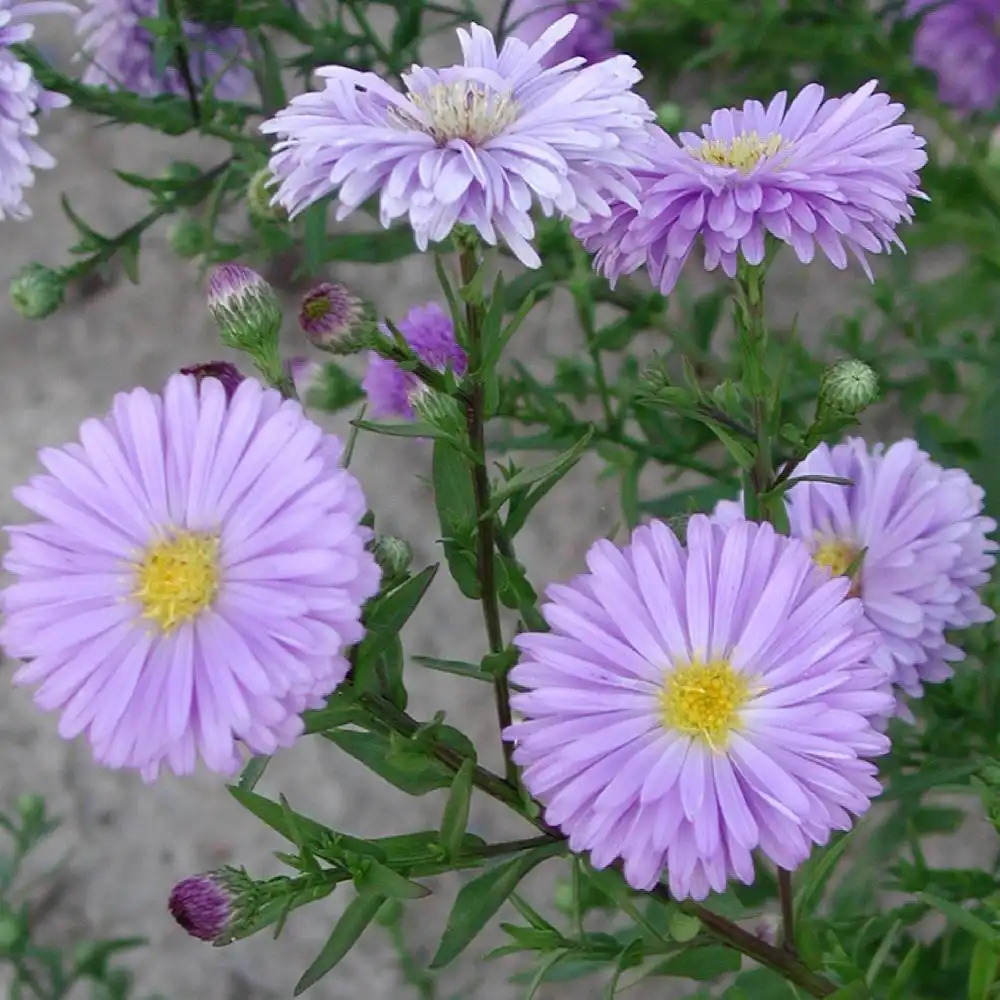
[207,264,283,365]
[298,282,367,353]
[15,793,44,827]
[820,359,879,416]
[372,536,413,580]
[247,167,287,223]
[655,102,683,131]
[167,216,206,260]
[179,360,245,400]
[409,385,464,436]
[169,870,244,945]
[10,263,65,320]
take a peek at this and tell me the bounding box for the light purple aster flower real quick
[714,438,997,716]
[575,81,927,295]
[505,0,624,66]
[0,1,76,221]
[1,374,381,782]
[261,16,654,268]
[907,0,1000,111]
[78,0,252,99]
[362,302,466,420]
[505,515,892,900]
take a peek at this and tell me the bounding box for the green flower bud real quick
[247,167,287,223]
[820,359,879,415]
[655,101,683,131]
[372,536,413,581]
[167,216,206,260]
[207,264,283,372]
[16,793,44,827]
[10,264,66,320]
[409,385,465,437]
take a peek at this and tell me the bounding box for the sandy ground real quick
[1,7,996,1000]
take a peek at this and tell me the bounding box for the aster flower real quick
[298,282,364,350]
[1,374,381,781]
[575,81,927,295]
[506,515,892,900]
[906,0,1000,111]
[0,2,76,221]
[505,0,623,66]
[262,16,654,268]
[362,302,466,420]
[77,0,252,99]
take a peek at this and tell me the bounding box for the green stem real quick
[777,868,797,955]
[458,245,517,786]
[164,0,202,124]
[354,691,836,996]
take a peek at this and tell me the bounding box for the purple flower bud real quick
[168,872,234,943]
[298,282,365,351]
[179,361,245,399]
[207,264,283,358]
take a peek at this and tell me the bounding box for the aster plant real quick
[6,2,1000,999]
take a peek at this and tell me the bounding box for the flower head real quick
[505,0,623,66]
[820,359,879,415]
[362,302,466,420]
[10,263,66,319]
[506,515,891,900]
[298,282,364,350]
[907,0,1000,111]
[178,360,244,399]
[575,81,927,295]
[262,16,654,267]
[1,375,381,780]
[0,2,76,221]
[783,439,996,712]
[78,0,252,99]
[207,264,283,357]
[169,870,239,942]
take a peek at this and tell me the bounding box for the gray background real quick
[1,6,994,999]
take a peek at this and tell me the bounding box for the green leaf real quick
[432,440,480,598]
[919,893,1000,946]
[353,418,464,446]
[294,893,385,994]
[309,363,364,413]
[827,983,872,1000]
[668,911,702,943]
[228,787,330,848]
[322,228,420,264]
[253,30,287,109]
[969,938,1000,1000]
[486,427,593,518]
[440,759,475,859]
[649,946,742,980]
[887,942,920,1000]
[373,830,485,867]
[323,729,454,796]
[795,832,853,920]
[411,655,490,683]
[430,840,566,968]
[355,859,430,899]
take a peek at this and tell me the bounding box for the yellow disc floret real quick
[813,538,859,580]
[692,131,786,173]
[134,531,220,632]
[659,658,751,749]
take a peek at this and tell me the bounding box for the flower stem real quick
[458,245,517,785]
[778,868,797,954]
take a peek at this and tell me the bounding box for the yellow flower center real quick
[692,131,786,173]
[303,296,331,321]
[659,658,751,749]
[133,531,220,632]
[812,537,863,597]
[397,81,519,146]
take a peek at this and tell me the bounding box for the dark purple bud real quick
[298,282,365,351]
[179,361,245,400]
[169,872,234,943]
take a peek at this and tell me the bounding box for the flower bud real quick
[10,263,65,320]
[167,216,206,260]
[298,282,367,353]
[655,101,683,131]
[409,385,465,437]
[169,871,242,944]
[207,264,283,365]
[179,361,245,400]
[819,359,879,416]
[372,535,413,580]
[15,793,44,827]
[247,167,287,223]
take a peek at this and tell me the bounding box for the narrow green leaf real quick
[649,946,742,980]
[322,228,419,264]
[865,919,901,987]
[969,938,1000,1000]
[827,983,872,1000]
[919,893,1000,946]
[355,860,430,899]
[440,759,475,859]
[236,755,270,792]
[411,655,490,683]
[354,417,466,448]
[229,787,329,847]
[432,440,480,598]
[430,841,566,968]
[323,729,453,796]
[887,942,920,1000]
[795,833,853,920]
[294,893,385,995]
